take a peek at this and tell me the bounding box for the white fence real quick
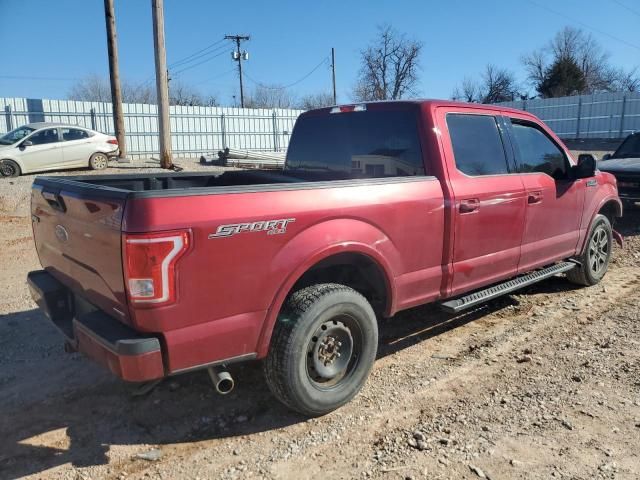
[1,97,304,159]
[3,93,638,159]
[499,92,640,140]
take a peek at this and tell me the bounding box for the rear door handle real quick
[459,198,480,213]
[527,191,543,204]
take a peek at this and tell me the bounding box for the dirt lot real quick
[0,159,639,480]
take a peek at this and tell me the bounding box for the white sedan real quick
[0,122,119,177]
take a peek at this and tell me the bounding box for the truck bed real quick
[34,169,399,198]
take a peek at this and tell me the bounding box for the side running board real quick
[439,262,576,314]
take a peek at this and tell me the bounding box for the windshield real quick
[0,126,36,145]
[611,134,640,159]
[285,108,425,178]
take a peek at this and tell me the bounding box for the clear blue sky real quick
[0,0,638,105]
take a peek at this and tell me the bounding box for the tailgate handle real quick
[42,190,67,212]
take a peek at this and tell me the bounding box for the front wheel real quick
[0,159,21,177]
[264,283,378,416]
[567,214,613,286]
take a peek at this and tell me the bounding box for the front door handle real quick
[459,198,480,213]
[527,191,543,204]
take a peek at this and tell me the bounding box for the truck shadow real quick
[0,287,556,478]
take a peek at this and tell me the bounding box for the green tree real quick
[538,56,586,98]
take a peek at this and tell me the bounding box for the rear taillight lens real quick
[124,230,190,306]
[107,138,118,145]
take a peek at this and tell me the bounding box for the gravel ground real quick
[0,157,638,480]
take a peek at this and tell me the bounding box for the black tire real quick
[89,152,109,170]
[264,283,378,416]
[0,159,21,177]
[567,214,613,286]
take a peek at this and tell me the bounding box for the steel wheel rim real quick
[0,162,15,176]
[588,226,609,275]
[306,314,361,389]
[94,154,107,168]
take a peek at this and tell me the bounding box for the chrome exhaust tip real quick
[207,367,235,395]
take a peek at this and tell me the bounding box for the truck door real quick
[439,110,527,296]
[504,117,583,272]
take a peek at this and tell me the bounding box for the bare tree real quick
[352,25,423,101]
[522,48,547,91]
[452,65,519,103]
[522,26,639,96]
[69,75,218,106]
[451,77,480,103]
[481,65,519,103]
[297,92,334,110]
[244,85,297,109]
[609,67,640,92]
[68,74,112,102]
[168,81,218,106]
[122,82,155,104]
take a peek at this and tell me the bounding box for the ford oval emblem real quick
[55,225,69,243]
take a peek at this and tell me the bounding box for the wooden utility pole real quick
[225,35,250,108]
[151,0,173,169]
[331,47,337,104]
[103,0,127,161]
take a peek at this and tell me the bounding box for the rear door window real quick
[62,128,90,141]
[286,109,425,178]
[446,114,509,176]
[509,120,567,179]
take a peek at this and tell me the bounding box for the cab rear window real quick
[285,109,426,178]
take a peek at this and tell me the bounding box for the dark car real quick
[598,132,640,207]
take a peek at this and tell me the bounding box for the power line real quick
[0,74,76,81]
[610,0,640,18]
[191,68,236,87]
[525,0,640,51]
[171,49,228,77]
[169,40,227,68]
[244,56,330,90]
[141,39,228,85]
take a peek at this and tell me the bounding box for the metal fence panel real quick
[498,92,640,139]
[0,97,304,159]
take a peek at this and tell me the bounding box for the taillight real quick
[107,138,118,145]
[123,230,190,306]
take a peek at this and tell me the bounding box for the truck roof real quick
[311,99,527,116]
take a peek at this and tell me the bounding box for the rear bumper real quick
[27,270,164,382]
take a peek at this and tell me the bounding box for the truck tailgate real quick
[31,179,130,323]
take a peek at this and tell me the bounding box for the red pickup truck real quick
[28,100,622,416]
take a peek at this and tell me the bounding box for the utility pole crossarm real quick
[225,35,250,108]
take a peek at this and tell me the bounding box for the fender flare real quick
[578,195,623,254]
[254,241,396,358]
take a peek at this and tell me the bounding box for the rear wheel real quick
[567,214,613,286]
[264,283,378,416]
[0,159,21,177]
[89,152,109,170]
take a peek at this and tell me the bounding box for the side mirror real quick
[21,140,33,148]
[601,153,612,161]
[573,154,596,179]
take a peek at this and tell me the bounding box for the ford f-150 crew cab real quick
[27,100,622,416]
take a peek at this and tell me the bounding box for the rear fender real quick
[255,218,399,358]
